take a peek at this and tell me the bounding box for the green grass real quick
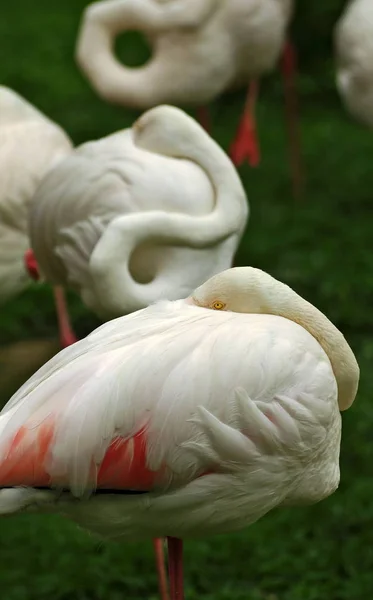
[1,1,373,598]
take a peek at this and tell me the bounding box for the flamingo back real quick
[0,303,339,507]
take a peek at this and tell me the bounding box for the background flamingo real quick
[28,105,249,320]
[0,266,359,600]
[334,0,373,129]
[75,0,303,198]
[0,86,77,348]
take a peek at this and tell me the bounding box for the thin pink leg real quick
[167,537,184,600]
[196,106,211,133]
[280,38,304,200]
[25,249,78,349]
[53,286,78,348]
[153,538,170,600]
[229,79,261,167]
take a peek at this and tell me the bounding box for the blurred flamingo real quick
[75,0,303,197]
[334,0,373,128]
[0,86,77,348]
[27,105,249,320]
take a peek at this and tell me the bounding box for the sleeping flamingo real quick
[0,86,77,348]
[27,105,249,320]
[75,0,303,197]
[0,266,359,600]
[334,0,373,128]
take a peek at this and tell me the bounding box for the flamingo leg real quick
[24,249,77,349]
[167,537,184,600]
[153,538,170,600]
[52,286,78,348]
[229,79,261,167]
[196,106,211,133]
[280,38,304,200]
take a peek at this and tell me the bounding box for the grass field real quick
[1,1,373,599]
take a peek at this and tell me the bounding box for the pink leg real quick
[25,249,77,349]
[196,106,211,133]
[53,286,78,348]
[153,538,170,600]
[167,537,184,600]
[280,38,304,200]
[229,80,261,168]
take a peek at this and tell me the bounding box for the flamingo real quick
[0,86,77,348]
[0,266,359,600]
[27,104,249,320]
[75,0,303,198]
[334,0,373,128]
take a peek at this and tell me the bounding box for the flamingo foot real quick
[167,537,184,600]
[53,286,78,348]
[153,538,170,600]
[196,106,211,133]
[229,80,261,167]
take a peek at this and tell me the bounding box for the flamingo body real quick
[28,105,249,319]
[0,266,359,598]
[0,309,341,537]
[0,267,359,535]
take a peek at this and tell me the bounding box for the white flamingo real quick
[334,0,373,128]
[75,0,303,197]
[28,104,249,320]
[0,266,359,600]
[0,86,77,347]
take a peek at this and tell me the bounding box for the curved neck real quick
[133,116,249,245]
[271,284,359,411]
[89,214,189,316]
[76,2,158,108]
[90,117,249,316]
[75,0,219,108]
[90,208,237,317]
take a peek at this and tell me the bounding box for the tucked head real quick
[188,266,360,412]
[188,267,284,314]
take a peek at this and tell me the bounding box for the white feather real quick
[0,263,356,541]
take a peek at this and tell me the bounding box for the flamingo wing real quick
[0,303,336,499]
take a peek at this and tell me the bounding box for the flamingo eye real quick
[211,301,226,310]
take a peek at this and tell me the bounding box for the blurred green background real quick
[1,0,373,598]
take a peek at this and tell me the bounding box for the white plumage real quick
[0,86,72,304]
[334,0,373,128]
[28,105,249,319]
[0,266,359,599]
